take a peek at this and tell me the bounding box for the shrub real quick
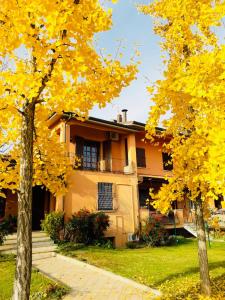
[126,241,138,249]
[0,215,17,234]
[0,215,17,245]
[140,215,169,247]
[65,209,110,245]
[57,242,85,254]
[41,211,64,243]
[0,230,6,245]
[95,238,114,249]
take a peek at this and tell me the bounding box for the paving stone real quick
[33,253,161,299]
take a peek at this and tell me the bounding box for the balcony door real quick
[83,141,100,170]
[75,136,100,170]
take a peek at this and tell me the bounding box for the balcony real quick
[210,209,225,228]
[68,152,134,175]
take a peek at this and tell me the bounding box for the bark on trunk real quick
[12,103,35,300]
[195,198,211,296]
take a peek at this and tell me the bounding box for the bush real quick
[57,242,85,253]
[65,209,110,245]
[0,215,17,245]
[0,230,6,246]
[95,238,114,249]
[41,211,64,243]
[140,215,169,247]
[0,215,17,234]
[126,241,138,249]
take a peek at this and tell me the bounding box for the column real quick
[127,133,137,174]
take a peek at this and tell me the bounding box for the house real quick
[1,110,224,247]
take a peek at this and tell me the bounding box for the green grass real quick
[0,255,70,300]
[58,239,225,299]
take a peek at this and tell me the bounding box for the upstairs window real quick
[83,142,99,170]
[162,152,173,171]
[98,183,113,210]
[75,136,100,170]
[136,148,146,168]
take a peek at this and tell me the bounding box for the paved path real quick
[33,254,161,300]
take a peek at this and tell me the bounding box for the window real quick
[83,142,99,170]
[98,183,113,210]
[0,196,6,218]
[215,195,223,209]
[162,152,173,171]
[75,136,100,170]
[136,148,146,168]
[171,200,178,209]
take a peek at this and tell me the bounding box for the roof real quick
[48,112,165,133]
[63,112,164,133]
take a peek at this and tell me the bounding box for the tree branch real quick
[33,57,58,104]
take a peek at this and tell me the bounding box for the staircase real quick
[0,231,57,261]
[184,222,197,237]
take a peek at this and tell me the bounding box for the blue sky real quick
[91,0,163,123]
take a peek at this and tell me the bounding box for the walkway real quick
[33,254,161,300]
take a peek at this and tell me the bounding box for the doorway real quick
[32,186,50,230]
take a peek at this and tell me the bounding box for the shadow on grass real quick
[155,260,225,286]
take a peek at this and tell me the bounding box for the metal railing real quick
[67,153,134,174]
[210,209,225,228]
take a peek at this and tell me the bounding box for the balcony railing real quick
[67,152,134,174]
[210,209,225,228]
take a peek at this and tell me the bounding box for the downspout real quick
[62,122,67,212]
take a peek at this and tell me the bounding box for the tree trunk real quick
[195,198,211,296]
[12,103,35,300]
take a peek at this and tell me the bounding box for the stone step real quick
[184,223,197,237]
[32,245,57,254]
[1,245,57,255]
[6,231,48,241]
[4,236,51,245]
[0,241,54,251]
[32,252,56,261]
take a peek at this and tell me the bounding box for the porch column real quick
[55,195,64,211]
[127,133,137,174]
[60,122,70,153]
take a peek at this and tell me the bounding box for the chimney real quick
[117,113,122,123]
[122,109,128,123]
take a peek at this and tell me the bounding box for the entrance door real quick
[32,186,49,230]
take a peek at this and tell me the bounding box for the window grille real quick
[98,182,113,210]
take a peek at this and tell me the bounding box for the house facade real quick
[2,110,224,247]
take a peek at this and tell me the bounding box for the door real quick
[32,186,48,230]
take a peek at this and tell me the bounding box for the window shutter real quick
[136,148,146,168]
[103,140,111,171]
[75,136,84,168]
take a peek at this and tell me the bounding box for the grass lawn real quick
[0,255,69,300]
[58,239,225,299]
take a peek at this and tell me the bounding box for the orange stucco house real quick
[2,110,223,247]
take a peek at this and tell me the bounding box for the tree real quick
[0,1,137,299]
[140,0,225,296]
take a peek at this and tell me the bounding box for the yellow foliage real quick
[140,0,225,213]
[0,0,137,195]
[159,273,225,299]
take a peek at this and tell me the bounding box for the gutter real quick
[87,119,139,133]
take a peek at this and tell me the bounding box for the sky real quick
[91,0,164,123]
